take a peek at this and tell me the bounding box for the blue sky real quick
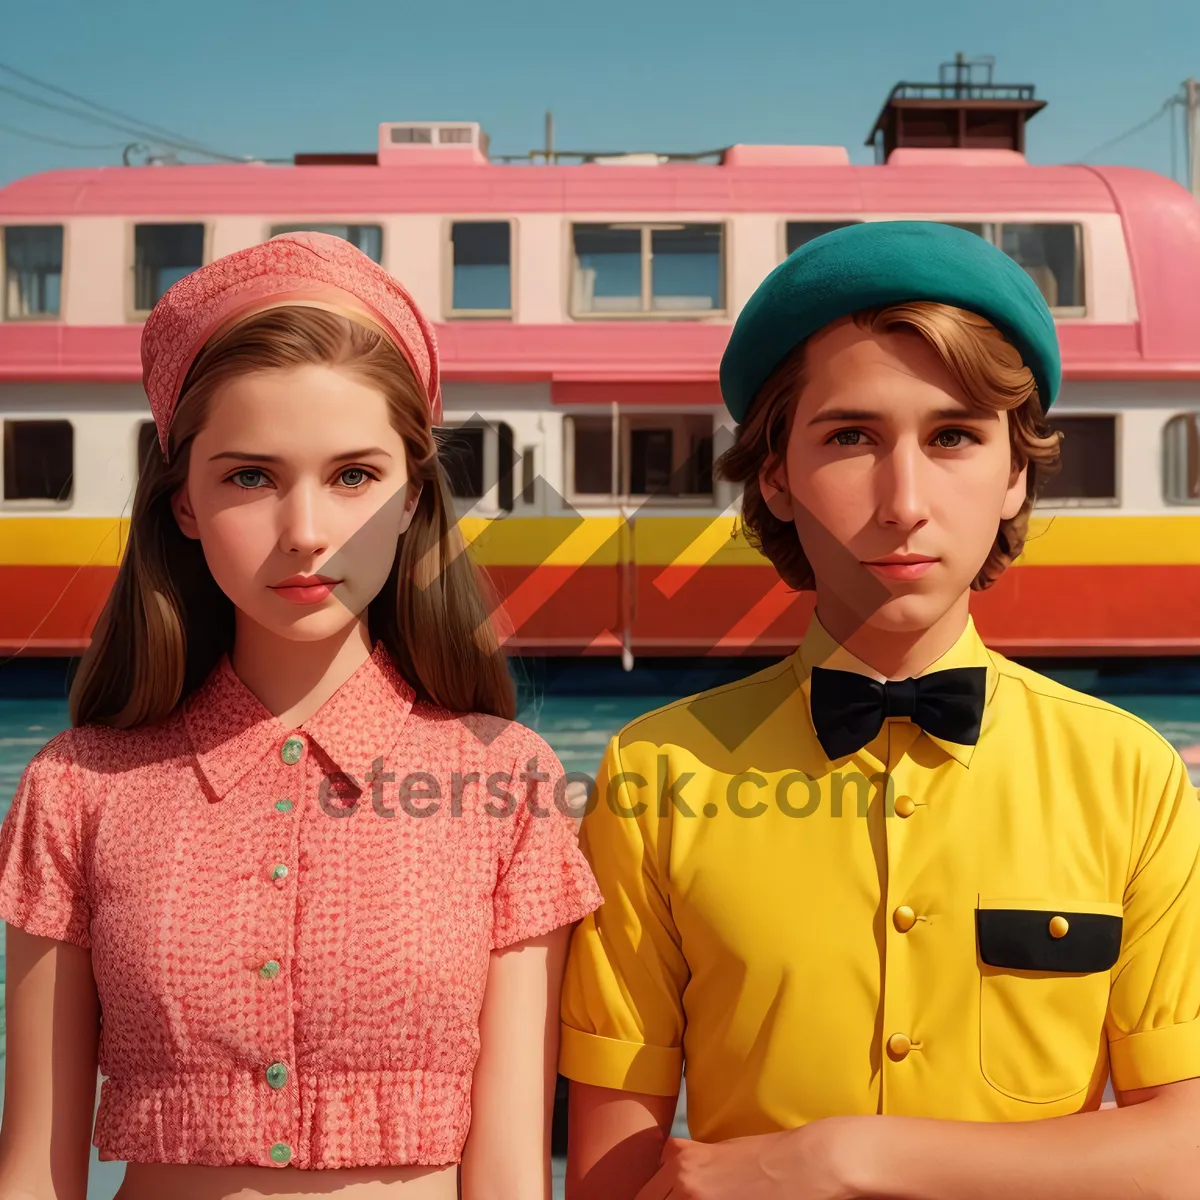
[0,0,1196,187]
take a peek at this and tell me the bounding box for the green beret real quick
[719,220,1061,422]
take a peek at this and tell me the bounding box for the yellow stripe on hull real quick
[0,517,131,566]
[3,513,1200,569]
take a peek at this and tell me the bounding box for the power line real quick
[1074,94,1178,163]
[0,119,128,150]
[0,59,229,157]
[0,78,249,163]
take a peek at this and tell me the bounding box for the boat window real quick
[566,412,714,501]
[651,226,723,313]
[785,221,860,255]
[999,223,1083,312]
[134,224,205,312]
[1163,412,1200,505]
[269,224,383,263]
[436,423,486,499]
[570,416,616,494]
[572,227,642,314]
[1038,415,1117,505]
[571,224,724,316]
[3,225,63,319]
[521,446,537,504]
[3,419,73,502]
[944,222,987,239]
[930,221,1083,313]
[497,422,515,510]
[449,222,512,315]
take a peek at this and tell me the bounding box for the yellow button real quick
[893,905,916,932]
[1049,915,1070,939]
[887,1032,912,1059]
[894,796,916,818]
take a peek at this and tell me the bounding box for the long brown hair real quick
[716,301,1064,592]
[70,306,515,728]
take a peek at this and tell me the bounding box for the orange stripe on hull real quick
[0,565,118,656]
[4,563,1200,657]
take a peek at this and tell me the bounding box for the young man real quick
[557,222,1200,1200]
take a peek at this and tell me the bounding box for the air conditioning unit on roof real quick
[377,122,489,166]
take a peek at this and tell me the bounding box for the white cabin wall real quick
[53,206,1139,330]
[212,218,272,259]
[65,218,127,324]
[441,382,554,515]
[1081,214,1137,323]
[713,410,740,511]
[384,215,442,316]
[727,215,779,315]
[539,409,567,515]
[1049,380,1200,516]
[515,214,566,323]
[0,382,147,518]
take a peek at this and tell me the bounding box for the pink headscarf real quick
[140,231,442,455]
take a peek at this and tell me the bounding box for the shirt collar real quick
[183,640,416,801]
[792,612,999,767]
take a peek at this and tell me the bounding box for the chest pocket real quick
[976,899,1122,1104]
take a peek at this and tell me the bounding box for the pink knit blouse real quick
[0,642,604,1171]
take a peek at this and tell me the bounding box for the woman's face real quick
[171,362,420,643]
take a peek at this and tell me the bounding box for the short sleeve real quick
[1106,748,1200,1091]
[0,731,92,948]
[490,731,603,951]
[558,734,688,1097]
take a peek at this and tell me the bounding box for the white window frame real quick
[266,221,386,263]
[1,417,75,509]
[563,409,718,505]
[568,222,728,320]
[436,418,506,516]
[1034,410,1121,510]
[779,218,863,260]
[1162,411,1200,506]
[776,217,1088,318]
[443,218,516,319]
[126,220,211,321]
[1,223,66,322]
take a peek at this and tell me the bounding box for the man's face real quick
[759,317,1027,638]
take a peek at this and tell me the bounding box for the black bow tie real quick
[809,665,986,760]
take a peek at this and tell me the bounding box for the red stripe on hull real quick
[482,563,1200,655]
[0,565,118,656]
[4,563,1200,657]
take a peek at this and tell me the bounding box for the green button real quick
[266,1061,288,1089]
[259,959,280,979]
[271,863,288,881]
[275,798,294,813]
[269,1141,292,1164]
[280,736,305,765]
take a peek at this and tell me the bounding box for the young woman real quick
[0,231,603,1200]
[558,222,1200,1199]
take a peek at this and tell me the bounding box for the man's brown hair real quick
[715,302,1063,591]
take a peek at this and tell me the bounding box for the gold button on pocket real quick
[886,1032,912,1060]
[893,905,916,932]
[894,796,916,818]
[976,899,1121,1104]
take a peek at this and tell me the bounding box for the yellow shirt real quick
[558,614,1200,1137]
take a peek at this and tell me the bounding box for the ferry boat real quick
[2,61,1200,663]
